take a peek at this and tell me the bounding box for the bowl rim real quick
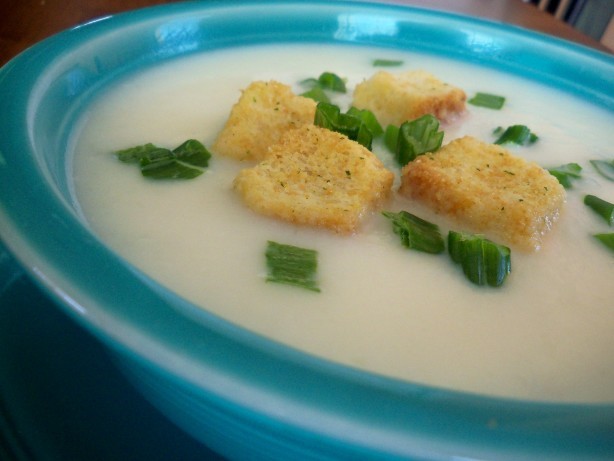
[1,0,613,457]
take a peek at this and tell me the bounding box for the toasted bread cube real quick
[399,136,566,251]
[212,80,317,161]
[233,125,394,234]
[352,70,466,127]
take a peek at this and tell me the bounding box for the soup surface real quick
[72,44,614,403]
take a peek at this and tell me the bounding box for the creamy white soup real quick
[72,44,614,403]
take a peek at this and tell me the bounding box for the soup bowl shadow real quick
[0,1,613,460]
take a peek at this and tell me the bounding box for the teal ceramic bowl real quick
[1,1,613,459]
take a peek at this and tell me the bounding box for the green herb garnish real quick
[372,58,403,67]
[265,241,320,292]
[116,143,165,163]
[300,71,346,98]
[115,139,211,179]
[382,211,445,254]
[394,114,444,166]
[314,102,376,150]
[584,195,614,226]
[590,159,614,182]
[448,231,511,287]
[346,106,384,137]
[594,233,614,252]
[548,163,582,189]
[384,124,400,153]
[140,154,203,179]
[300,86,330,103]
[173,139,211,167]
[316,71,346,93]
[468,92,506,110]
[493,125,538,145]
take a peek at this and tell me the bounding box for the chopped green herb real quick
[382,211,445,254]
[493,125,538,145]
[314,102,375,150]
[173,139,211,168]
[384,124,400,153]
[265,241,320,292]
[346,107,384,137]
[114,139,211,179]
[372,58,403,67]
[301,72,346,94]
[116,143,166,163]
[394,114,444,166]
[448,231,511,287]
[584,195,614,226]
[314,102,341,127]
[317,72,346,93]
[468,92,506,110]
[300,86,330,103]
[594,233,614,252]
[589,159,614,182]
[548,163,582,189]
[140,156,203,179]
[300,77,319,87]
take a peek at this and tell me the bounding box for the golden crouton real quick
[212,80,317,161]
[352,70,466,127]
[233,125,394,234]
[399,136,566,251]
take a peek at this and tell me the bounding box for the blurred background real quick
[0,0,612,67]
[524,0,614,49]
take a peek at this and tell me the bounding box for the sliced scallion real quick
[346,107,384,137]
[265,241,320,292]
[594,233,614,252]
[116,143,167,163]
[468,92,506,110]
[548,163,582,189]
[140,156,204,179]
[173,139,211,168]
[317,72,346,93]
[300,86,330,103]
[382,211,445,254]
[584,195,614,226]
[395,114,444,166]
[384,124,400,153]
[372,58,403,67]
[589,159,614,182]
[300,72,346,94]
[493,125,538,145]
[448,231,511,287]
[114,139,211,179]
[314,102,376,150]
